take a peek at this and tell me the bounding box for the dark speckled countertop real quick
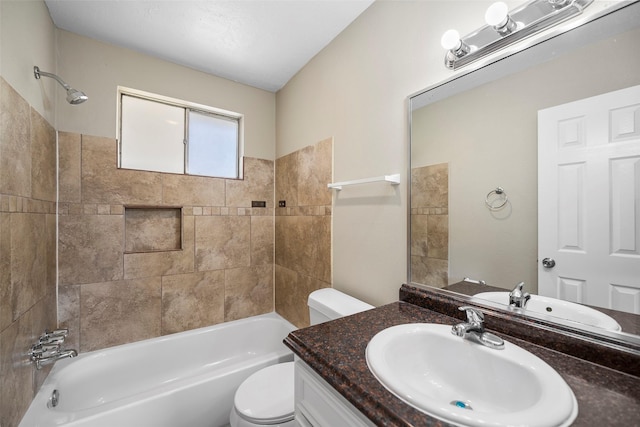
[284,301,640,426]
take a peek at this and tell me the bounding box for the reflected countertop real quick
[284,299,640,426]
[444,281,640,336]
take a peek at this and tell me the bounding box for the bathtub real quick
[19,312,296,427]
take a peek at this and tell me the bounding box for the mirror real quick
[409,2,640,342]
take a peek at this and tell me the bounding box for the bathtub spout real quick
[34,349,77,370]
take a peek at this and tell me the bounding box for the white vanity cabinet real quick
[294,358,376,427]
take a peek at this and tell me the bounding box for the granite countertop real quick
[284,301,640,427]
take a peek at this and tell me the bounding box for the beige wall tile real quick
[275,152,298,207]
[275,265,329,328]
[224,265,273,322]
[30,108,56,202]
[297,138,332,207]
[275,215,331,283]
[124,215,195,279]
[411,164,449,284]
[59,214,124,285]
[80,277,161,352]
[427,214,449,260]
[162,174,226,206]
[226,157,274,208]
[58,131,82,203]
[81,135,163,205]
[0,79,31,197]
[8,213,48,321]
[251,215,274,266]
[30,291,58,390]
[0,310,34,427]
[410,256,448,288]
[57,285,80,352]
[0,213,10,330]
[195,216,251,271]
[45,214,56,295]
[124,208,181,253]
[411,163,448,209]
[411,214,429,257]
[161,270,225,335]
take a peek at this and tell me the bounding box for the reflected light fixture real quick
[442,0,593,70]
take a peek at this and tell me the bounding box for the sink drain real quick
[451,400,473,410]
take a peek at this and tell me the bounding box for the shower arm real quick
[34,66,72,90]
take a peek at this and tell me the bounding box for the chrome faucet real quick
[32,349,78,369]
[452,306,504,350]
[509,282,531,308]
[29,328,78,369]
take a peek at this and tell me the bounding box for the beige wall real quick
[275,0,491,306]
[412,27,640,293]
[0,0,56,124]
[275,0,631,306]
[55,30,276,160]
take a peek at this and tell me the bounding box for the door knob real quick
[542,258,556,268]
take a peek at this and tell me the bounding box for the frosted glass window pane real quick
[188,111,239,178]
[121,95,184,174]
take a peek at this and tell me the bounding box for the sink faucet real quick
[509,282,531,308]
[452,306,504,350]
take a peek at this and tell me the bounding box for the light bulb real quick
[485,2,510,27]
[441,29,461,51]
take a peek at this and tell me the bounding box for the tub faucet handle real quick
[39,335,65,345]
[43,328,69,338]
[29,343,60,360]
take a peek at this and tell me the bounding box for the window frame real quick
[116,86,244,179]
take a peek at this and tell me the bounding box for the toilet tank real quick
[307,288,374,325]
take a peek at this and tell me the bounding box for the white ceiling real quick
[44,0,374,92]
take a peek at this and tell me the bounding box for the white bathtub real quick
[20,312,296,427]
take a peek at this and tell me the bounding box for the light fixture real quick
[441,0,593,70]
[484,2,517,36]
[441,29,471,67]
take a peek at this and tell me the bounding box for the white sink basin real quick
[366,323,578,427]
[474,292,622,332]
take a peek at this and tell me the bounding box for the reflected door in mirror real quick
[538,85,640,315]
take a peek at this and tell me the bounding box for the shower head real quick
[34,66,88,105]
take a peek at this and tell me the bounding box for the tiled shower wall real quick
[275,138,333,327]
[410,163,449,287]
[57,132,276,352]
[0,78,58,427]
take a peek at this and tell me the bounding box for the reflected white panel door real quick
[538,85,640,314]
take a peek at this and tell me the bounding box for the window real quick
[118,88,242,179]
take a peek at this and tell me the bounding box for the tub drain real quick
[48,389,59,408]
[451,400,473,410]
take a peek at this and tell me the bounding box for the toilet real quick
[229,288,374,427]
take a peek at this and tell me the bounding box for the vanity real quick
[284,284,640,426]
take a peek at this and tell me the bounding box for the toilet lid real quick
[234,361,295,424]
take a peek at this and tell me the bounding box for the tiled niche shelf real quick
[124,207,183,253]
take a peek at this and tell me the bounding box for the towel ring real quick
[485,187,508,210]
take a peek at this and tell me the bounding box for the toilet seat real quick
[233,362,295,425]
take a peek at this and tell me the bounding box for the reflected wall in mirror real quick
[410,2,640,340]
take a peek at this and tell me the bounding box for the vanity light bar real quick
[442,0,594,70]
